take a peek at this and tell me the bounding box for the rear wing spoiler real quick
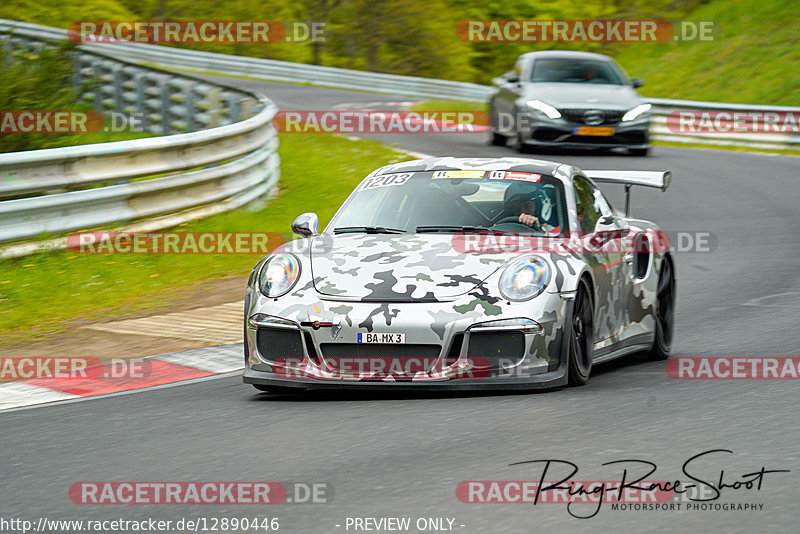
[583,170,672,216]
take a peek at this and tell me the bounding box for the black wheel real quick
[630,147,650,156]
[649,257,675,360]
[244,324,249,365]
[568,278,594,386]
[490,131,508,146]
[517,133,534,154]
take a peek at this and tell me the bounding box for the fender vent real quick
[634,233,651,279]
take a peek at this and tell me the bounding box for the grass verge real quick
[0,133,408,343]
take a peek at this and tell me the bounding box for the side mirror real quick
[291,212,319,237]
[505,72,519,84]
[591,216,627,247]
[631,78,645,89]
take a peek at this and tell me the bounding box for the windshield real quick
[531,58,624,85]
[327,170,568,235]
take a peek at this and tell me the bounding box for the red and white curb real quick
[0,344,243,412]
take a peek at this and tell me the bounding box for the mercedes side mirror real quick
[631,78,645,89]
[291,212,319,237]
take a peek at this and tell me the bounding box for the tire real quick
[630,147,650,156]
[243,324,249,366]
[568,278,594,386]
[649,257,675,360]
[517,133,535,154]
[490,131,508,146]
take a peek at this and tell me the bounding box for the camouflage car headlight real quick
[499,256,550,301]
[259,253,301,297]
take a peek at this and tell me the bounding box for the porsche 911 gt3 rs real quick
[243,157,675,391]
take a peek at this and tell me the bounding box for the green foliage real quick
[0,133,407,338]
[0,0,135,28]
[2,0,795,104]
[0,42,83,153]
[614,0,800,105]
[320,0,476,81]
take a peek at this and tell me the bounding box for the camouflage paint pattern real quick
[243,157,672,386]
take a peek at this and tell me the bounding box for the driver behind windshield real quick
[503,183,541,229]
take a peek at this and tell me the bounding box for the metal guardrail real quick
[647,98,800,150]
[0,19,796,257]
[0,20,280,256]
[27,18,793,151]
[0,20,493,102]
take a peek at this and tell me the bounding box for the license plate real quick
[573,126,615,136]
[357,333,405,344]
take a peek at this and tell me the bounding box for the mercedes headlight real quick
[526,100,562,119]
[499,256,550,301]
[259,253,301,297]
[622,103,651,121]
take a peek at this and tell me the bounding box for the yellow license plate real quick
[573,126,615,136]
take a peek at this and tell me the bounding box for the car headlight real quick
[526,100,562,119]
[259,253,301,297]
[499,256,550,301]
[622,103,651,121]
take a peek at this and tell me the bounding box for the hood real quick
[523,83,641,109]
[310,234,518,301]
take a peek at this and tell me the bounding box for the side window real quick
[574,176,603,232]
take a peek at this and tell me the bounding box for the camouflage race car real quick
[243,157,675,391]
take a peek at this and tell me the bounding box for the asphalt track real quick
[2,79,800,533]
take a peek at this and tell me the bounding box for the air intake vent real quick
[256,328,304,363]
[467,331,525,369]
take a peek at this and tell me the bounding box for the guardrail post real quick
[230,97,241,124]
[92,62,104,112]
[184,80,195,131]
[161,79,172,134]
[112,66,124,114]
[135,74,149,132]
[241,98,254,120]
[206,87,222,128]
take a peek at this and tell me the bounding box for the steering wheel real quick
[492,215,542,230]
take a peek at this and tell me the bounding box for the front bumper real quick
[519,113,650,150]
[243,291,572,390]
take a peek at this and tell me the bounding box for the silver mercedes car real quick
[243,157,674,392]
[490,51,651,155]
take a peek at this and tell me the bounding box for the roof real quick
[518,50,615,62]
[373,157,564,177]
